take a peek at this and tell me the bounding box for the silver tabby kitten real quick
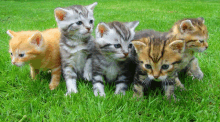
[54,2,97,95]
[91,21,139,96]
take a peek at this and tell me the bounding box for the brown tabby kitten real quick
[167,17,208,88]
[7,28,61,90]
[133,17,209,89]
[132,37,185,99]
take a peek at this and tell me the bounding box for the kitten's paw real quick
[93,90,105,97]
[49,82,59,90]
[83,73,92,81]
[193,71,204,80]
[65,90,78,96]
[114,90,126,95]
[175,83,185,91]
[65,87,78,96]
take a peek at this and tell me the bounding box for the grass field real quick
[1,0,220,121]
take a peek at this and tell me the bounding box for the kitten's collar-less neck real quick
[62,34,90,48]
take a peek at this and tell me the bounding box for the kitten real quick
[54,2,97,95]
[91,21,139,96]
[132,37,185,99]
[133,17,209,89]
[7,28,61,90]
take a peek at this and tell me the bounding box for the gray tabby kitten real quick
[54,2,97,95]
[91,21,139,96]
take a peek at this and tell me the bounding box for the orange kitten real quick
[7,28,61,90]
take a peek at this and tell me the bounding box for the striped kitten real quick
[54,2,97,95]
[133,17,209,89]
[167,17,208,88]
[91,21,139,96]
[132,37,185,99]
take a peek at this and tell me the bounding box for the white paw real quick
[94,90,106,97]
[83,73,92,81]
[193,71,204,80]
[65,88,78,96]
[114,90,126,95]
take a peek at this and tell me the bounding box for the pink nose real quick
[87,27,91,31]
[154,75,159,79]
[124,53,128,57]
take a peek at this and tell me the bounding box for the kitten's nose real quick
[205,46,208,49]
[12,61,15,65]
[123,53,128,57]
[154,75,159,79]
[86,27,91,31]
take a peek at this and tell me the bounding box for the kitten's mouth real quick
[154,79,161,82]
[84,31,91,35]
[119,57,128,60]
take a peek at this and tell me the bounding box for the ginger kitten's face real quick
[133,37,184,81]
[7,30,44,67]
[172,17,209,52]
[54,2,97,38]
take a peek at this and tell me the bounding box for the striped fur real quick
[132,37,185,99]
[54,2,97,95]
[91,21,139,96]
[133,17,209,89]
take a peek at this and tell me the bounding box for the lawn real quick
[0,0,220,121]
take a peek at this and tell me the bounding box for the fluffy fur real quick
[91,21,139,96]
[133,17,209,89]
[7,28,61,90]
[132,37,185,99]
[54,2,97,95]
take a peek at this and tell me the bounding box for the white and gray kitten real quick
[91,21,139,96]
[54,2,97,95]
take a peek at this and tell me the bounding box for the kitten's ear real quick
[85,2,98,11]
[7,30,16,38]
[96,22,110,38]
[54,8,69,21]
[124,21,139,31]
[169,40,185,53]
[180,20,195,33]
[29,32,44,47]
[197,17,205,24]
[132,40,147,54]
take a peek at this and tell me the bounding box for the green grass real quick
[1,0,220,121]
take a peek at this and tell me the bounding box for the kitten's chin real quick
[116,57,129,61]
[13,62,25,67]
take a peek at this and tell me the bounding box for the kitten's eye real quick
[10,53,13,56]
[199,40,204,43]
[128,44,133,48]
[76,21,83,25]
[114,44,121,48]
[89,20,93,24]
[161,64,169,70]
[19,54,25,57]
[145,64,152,69]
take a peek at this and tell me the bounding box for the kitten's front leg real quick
[174,77,185,90]
[83,58,92,81]
[133,83,144,98]
[114,75,128,95]
[163,81,176,100]
[189,58,203,80]
[49,66,61,90]
[30,66,39,80]
[133,74,147,97]
[92,75,105,96]
[63,66,78,95]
